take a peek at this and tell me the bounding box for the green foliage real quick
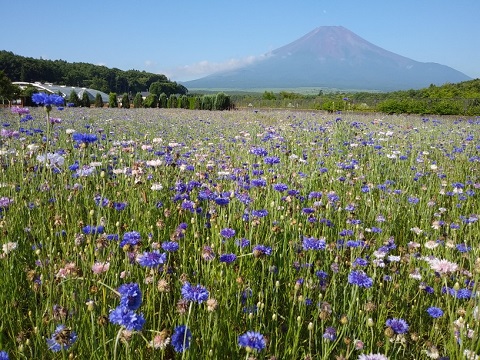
[94,93,103,108]
[263,91,276,100]
[133,93,143,108]
[158,93,167,108]
[214,92,231,110]
[180,95,189,109]
[0,50,185,95]
[108,92,118,108]
[68,90,80,107]
[201,95,215,110]
[193,96,202,110]
[0,70,20,103]
[143,93,158,108]
[167,95,177,108]
[149,81,188,97]
[81,92,91,108]
[121,93,130,109]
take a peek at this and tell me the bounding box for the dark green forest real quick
[0,50,187,96]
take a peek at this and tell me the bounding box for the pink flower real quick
[91,261,110,274]
[427,258,458,275]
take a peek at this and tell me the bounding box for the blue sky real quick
[2,0,479,82]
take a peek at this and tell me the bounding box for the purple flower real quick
[120,231,141,248]
[219,253,237,263]
[220,228,236,238]
[426,307,443,318]
[82,225,104,235]
[214,197,230,206]
[273,183,288,192]
[181,282,209,304]
[136,250,167,268]
[0,351,9,360]
[407,196,419,204]
[253,244,272,257]
[72,133,98,144]
[171,325,192,353]
[323,326,337,341]
[108,306,145,331]
[302,236,326,251]
[348,270,373,288]
[46,325,77,352]
[236,238,251,248]
[385,318,409,334]
[32,93,64,107]
[250,147,268,156]
[161,241,179,252]
[251,209,268,217]
[118,283,142,310]
[358,354,389,360]
[238,331,266,351]
[264,156,280,165]
[251,178,267,187]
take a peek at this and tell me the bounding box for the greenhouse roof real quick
[13,82,110,103]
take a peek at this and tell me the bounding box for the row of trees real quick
[112,91,232,110]
[0,51,187,95]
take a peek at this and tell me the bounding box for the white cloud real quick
[161,53,270,82]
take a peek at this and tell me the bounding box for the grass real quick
[0,106,478,359]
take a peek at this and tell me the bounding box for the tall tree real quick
[94,93,103,108]
[158,93,167,108]
[133,93,143,108]
[81,92,91,107]
[68,90,80,107]
[0,70,20,105]
[109,92,118,108]
[121,93,130,109]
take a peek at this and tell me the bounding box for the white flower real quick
[150,183,163,191]
[2,242,17,254]
[424,240,439,249]
[427,258,458,275]
[37,153,65,167]
[146,159,163,167]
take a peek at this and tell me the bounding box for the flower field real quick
[0,104,479,359]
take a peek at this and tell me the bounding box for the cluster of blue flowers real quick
[109,283,145,331]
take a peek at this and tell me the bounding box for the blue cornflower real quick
[72,133,98,144]
[250,147,268,156]
[235,238,251,248]
[264,156,280,165]
[0,351,8,360]
[108,306,145,331]
[46,325,77,352]
[32,93,64,107]
[219,253,237,263]
[118,283,142,310]
[427,307,444,318]
[113,202,127,211]
[385,318,409,334]
[323,326,337,341]
[308,191,322,199]
[171,325,192,353]
[120,231,141,248]
[251,209,268,217]
[348,270,373,288]
[253,244,272,257]
[456,243,471,253]
[161,241,179,252]
[220,228,236,238]
[238,331,266,351]
[250,178,267,187]
[181,282,209,304]
[407,196,419,204]
[214,197,230,206]
[82,225,104,235]
[302,236,326,251]
[136,250,167,268]
[272,183,288,192]
[353,257,368,267]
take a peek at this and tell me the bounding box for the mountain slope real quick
[184,26,471,91]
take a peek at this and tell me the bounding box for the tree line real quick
[0,50,187,96]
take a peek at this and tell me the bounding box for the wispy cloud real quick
[162,54,270,82]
